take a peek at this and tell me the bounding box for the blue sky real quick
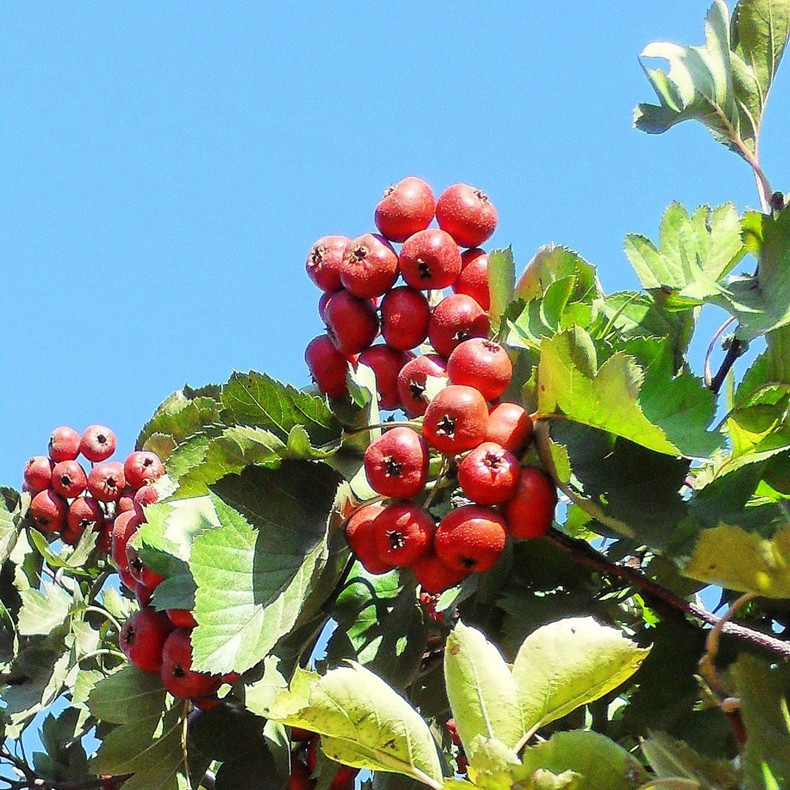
[2,2,789,487]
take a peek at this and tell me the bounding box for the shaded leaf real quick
[18,581,73,636]
[488,247,515,332]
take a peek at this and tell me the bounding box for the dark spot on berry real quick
[351,245,367,263]
[309,246,326,268]
[386,530,406,550]
[97,434,107,444]
[417,259,431,279]
[461,556,477,569]
[436,415,456,437]
[173,665,186,678]
[408,379,426,400]
[384,456,402,477]
[61,475,71,486]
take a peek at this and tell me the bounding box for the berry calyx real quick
[502,466,558,540]
[364,427,429,499]
[79,425,117,463]
[436,183,498,248]
[434,505,508,573]
[374,176,435,243]
[457,442,520,505]
[371,501,435,568]
[399,229,462,290]
[422,385,489,455]
[447,338,513,402]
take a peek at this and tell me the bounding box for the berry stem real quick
[423,458,450,510]
[82,605,124,635]
[344,421,422,436]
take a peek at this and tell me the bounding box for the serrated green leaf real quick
[0,489,20,566]
[512,617,650,734]
[138,389,222,452]
[18,581,73,636]
[488,247,515,331]
[267,664,443,785]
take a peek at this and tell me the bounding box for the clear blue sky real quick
[3,2,789,487]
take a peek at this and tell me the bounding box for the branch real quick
[543,529,790,659]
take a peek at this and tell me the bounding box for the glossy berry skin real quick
[30,489,68,534]
[133,482,160,516]
[161,627,222,699]
[380,287,431,351]
[126,544,165,589]
[399,228,462,290]
[374,176,435,242]
[288,759,315,790]
[364,427,428,499]
[458,442,521,505]
[434,505,508,573]
[119,608,172,674]
[453,248,490,310]
[447,338,513,401]
[436,183,498,248]
[167,609,198,628]
[79,425,117,463]
[87,462,126,502]
[124,451,164,490]
[340,233,399,298]
[428,294,490,358]
[111,510,142,570]
[413,553,469,593]
[48,426,81,462]
[502,467,558,540]
[324,290,379,355]
[397,355,447,418]
[306,235,349,293]
[67,496,105,535]
[344,504,393,575]
[23,456,53,493]
[135,582,155,609]
[372,501,435,568]
[51,460,88,499]
[305,334,355,399]
[357,345,413,411]
[485,402,534,454]
[422,385,489,455]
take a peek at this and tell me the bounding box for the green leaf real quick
[138,389,222,454]
[0,488,20,565]
[18,581,73,636]
[188,461,342,674]
[511,617,650,734]
[267,664,443,785]
[488,246,515,331]
[444,621,525,752]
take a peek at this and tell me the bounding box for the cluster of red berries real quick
[288,730,357,790]
[304,177,497,407]
[22,425,163,550]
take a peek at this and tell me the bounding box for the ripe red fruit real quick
[306,235,349,293]
[434,505,508,573]
[447,338,513,401]
[124,451,164,490]
[453,248,490,310]
[305,334,355,398]
[502,467,558,540]
[446,718,462,747]
[428,294,490,358]
[116,488,137,514]
[67,496,105,536]
[374,176,435,242]
[288,760,315,790]
[340,233,399,298]
[167,609,198,628]
[23,456,54,493]
[119,608,172,674]
[397,355,448,418]
[422,385,489,455]
[380,287,431,351]
[111,510,142,570]
[329,766,358,790]
[79,425,117,463]
[51,460,88,499]
[30,489,68,534]
[372,501,434,568]
[457,442,521,505]
[357,345,413,411]
[87,462,126,502]
[126,544,165,589]
[436,183,498,248]
[135,582,156,609]
[133,482,160,516]
[399,229,462,290]
[161,627,222,699]
[324,291,379,355]
[364,427,428,499]
[48,426,81,462]
[485,402,534,454]
[344,504,393,575]
[413,553,469,593]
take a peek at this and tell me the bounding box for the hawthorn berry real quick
[119,608,172,674]
[380,286,431,351]
[434,505,508,573]
[502,466,558,540]
[288,759,315,790]
[87,462,126,502]
[133,482,160,516]
[79,425,117,463]
[23,456,53,493]
[29,489,68,534]
[126,544,165,589]
[305,334,355,398]
[399,228,462,290]
[453,248,490,310]
[344,503,393,575]
[372,501,435,568]
[135,582,155,609]
[124,451,164,490]
[357,345,413,411]
[428,294,490,358]
[48,426,81,462]
[485,402,534,454]
[422,385,489,455]
[324,290,379,355]
[374,176,435,242]
[167,609,198,629]
[161,627,222,699]
[413,553,469,593]
[51,460,88,499]
[436,183,498,248]
[306,235,349,293]
[457,442,520,505]
[397,354,448,418]
[364,427,429,499]
[111,510,142,570]
[340,233,399,298]
[447,338,512,401]
[66,496,105,536]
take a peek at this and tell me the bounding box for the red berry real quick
[290,727,315,743]
[374,176,435,242]
[97,520,114,554]
[116,488,137,515]
[453,248,490,310]
[79,425,117,463]
[87,462,126,502]
[372,501,434,568]
[133,482,160,516]
[380,287,431,351]
[428,294,490,358]
[67,496,105,535]
[124,451,164,490]
[48,426,81,462]
[457,442,520,505]
[161,627,222,699]
[364,427,428,499]
[340,233,399,298]
[434,505,508,573]
[119,608,172,674]
[413,553,469,593]
[422,385,489,455]
[399,229,462,290]
[436,183,498,248]
[111,510,142,570]
[446,718,462,746]
[485,402,534,454]
[30,489,68,534]
[324,291,379,355]
[305,334,355,398]
[318,291,332,322]
[192,695,221,711]
[135,582,155,609]
[396,355,448,418]
[306,235,349,293]
[502,467,557,540]
[51,460,88,499]
[23,456,54,493]
[447,338,512,401]
[167,609,198,628]
[357,345,413,412]
[288,760,315,790]
[126,544,165,589]
[344,504,393,575]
